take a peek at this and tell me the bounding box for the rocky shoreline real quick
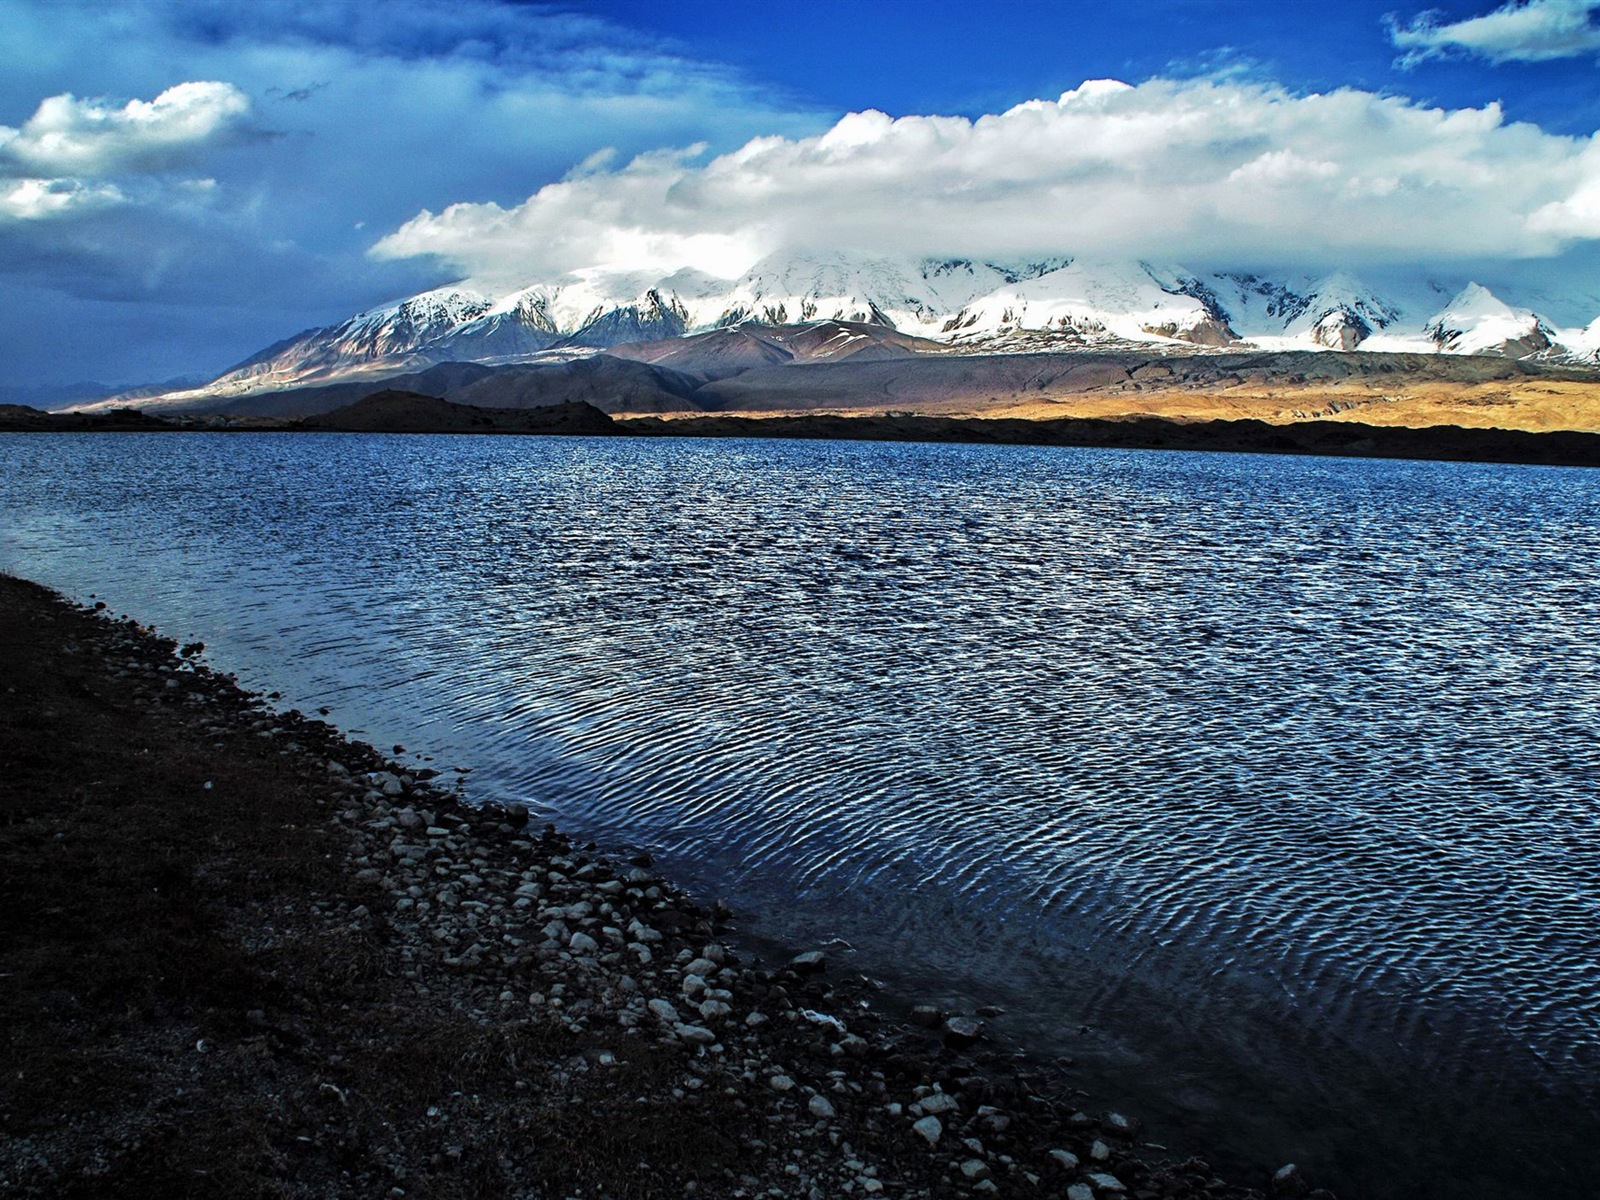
[0,574,1322,1199]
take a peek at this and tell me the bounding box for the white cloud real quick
[0,177,124,220]
[372,77,1600,289]
[0,81,253,226]
[1529,138,1600,234]
[1390,0,1600,65]
[0,81,252,178]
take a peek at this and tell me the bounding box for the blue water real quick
[3,431,1598,1198]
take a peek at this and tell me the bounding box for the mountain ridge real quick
[88,333,1600,437]
[93,249,1600,412]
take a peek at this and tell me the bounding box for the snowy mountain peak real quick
[944,259,1237,347]
[1572,316,1600,364]
[362,285,492,330]
[1426,283,1556,357]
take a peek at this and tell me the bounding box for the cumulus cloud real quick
[0,80,256,244]
[372,77,1600,288]
[0,177,124,220]
[0,81,253,178]
[1390,0,1600,65]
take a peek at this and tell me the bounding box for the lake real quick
[3,431,1598,1199]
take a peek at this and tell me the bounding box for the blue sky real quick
[1,0,1598,388]
[576,1,1600,133]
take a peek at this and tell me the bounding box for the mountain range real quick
[116,249,1600,409]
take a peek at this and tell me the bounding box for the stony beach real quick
[0,573,1320,1200]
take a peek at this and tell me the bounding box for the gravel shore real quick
[0,574,1318,1200]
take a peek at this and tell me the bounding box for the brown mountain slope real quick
[677,349,1600,432]
[448,355,701,413]
[608,320,948,380]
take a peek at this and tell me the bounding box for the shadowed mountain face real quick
[448,355,701,413]
[189,356,701,420]
[300,390,616,434]
[605,320,946,380]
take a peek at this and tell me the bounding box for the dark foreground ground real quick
[0,575,1309,1200]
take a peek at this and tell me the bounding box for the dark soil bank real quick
[0,575,1299,1200]
[4,396,1600,468]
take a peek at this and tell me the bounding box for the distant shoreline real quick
[5,393,1600,469]
[618,410,1600,468]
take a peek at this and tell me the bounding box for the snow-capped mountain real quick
[1571,316,1600,365]
[1204,271,1415,351]
[210,286,494,393]
[1423,283,1559,358]
[169,249,1600,400]
[941,260,1236,346]
[713,251,1041,331]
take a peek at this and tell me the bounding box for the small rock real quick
[569,931,599,955]
[1271,1163,1310,1198]
[770,1074,796,1091]
[959,1159,992,1181]
[911,1115,943,1147]
[1087,1173,1127,1193]
[941,1016,983,1047]
[909,1004,944,1028]
[1103,1111,1140,1138]
[1090,1139,1111,1161]
[1049,1149,1081,1171]
[1067,1186,1094,1200]
[790,950,827,975]
[977,1105,1010,1132]
[919,1092,958,1116]
[647,998,681,1024]
[673,1023,716,1045]
[808,1094,837,1119]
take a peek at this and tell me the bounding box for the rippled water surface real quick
[4,432,1598,1197]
